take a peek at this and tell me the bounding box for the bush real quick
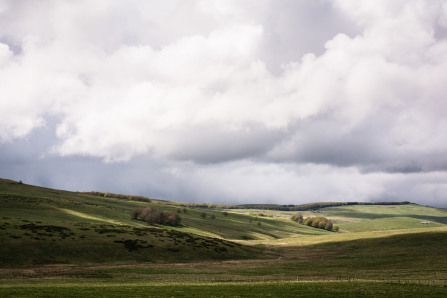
[164,212,182,226]
[131,208,142,220]
[131,206,181,226]
[200,212,207,219]
[299,216,336,231]
[304,217,313,226]
[291,214,303,223]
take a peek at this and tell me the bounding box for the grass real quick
[0,218,261,266]
[1,178,447,296]
[0,178,319,241]
[1,281,446,297]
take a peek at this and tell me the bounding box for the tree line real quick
[291,214,339,232]
[84,191,152,203]
[237,201,411,211]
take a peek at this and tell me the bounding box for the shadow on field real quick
[331,208,447,224]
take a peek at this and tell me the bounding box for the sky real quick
[1,0,447,207]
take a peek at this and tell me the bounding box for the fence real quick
[143,274,447,288]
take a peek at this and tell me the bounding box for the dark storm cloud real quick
[170,122,288,163]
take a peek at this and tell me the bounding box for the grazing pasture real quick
[1,178,446,297]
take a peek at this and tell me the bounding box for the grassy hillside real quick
[231,203,447,236]
[2,178,447,267]
[1,227,447,297]
[0,179,263,266]
[1,178,447,296]
[0,178,322,241]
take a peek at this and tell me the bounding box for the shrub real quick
[318,221,326,229]
[164,212,182,226]
[304,217,313,226]
[291,214,304,223]
[291,214,303,223]
[131,207,181,226]
[200,212,207,219]
[222,211,229,217]
[131,208,142,220]
[300,216,335,231]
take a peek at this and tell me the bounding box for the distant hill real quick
[236,201,412,211]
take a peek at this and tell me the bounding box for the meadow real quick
[1,178,446,297]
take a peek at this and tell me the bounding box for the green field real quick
[1,178,447,297]
[1,281,446,297]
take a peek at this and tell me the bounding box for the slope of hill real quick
[1,178,446,268]
[2,178,447,296]
[0,179,263,266]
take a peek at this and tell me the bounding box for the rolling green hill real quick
[0,179,263,266]
[1,178,447,296]
[1,177,446,267]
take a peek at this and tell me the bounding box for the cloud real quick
[1,0,447,206]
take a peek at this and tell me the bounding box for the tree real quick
[164,211,182,226]
[291,214,303,223]
[143,207,164,225]
[304,217,313,226]
[324,221,333,231]
[318,221,326,229]
[131,208,142,220]
[131,206,181,226]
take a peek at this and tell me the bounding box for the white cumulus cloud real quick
[1,0,447,206]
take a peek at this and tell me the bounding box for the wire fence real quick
[143,274,447,288]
